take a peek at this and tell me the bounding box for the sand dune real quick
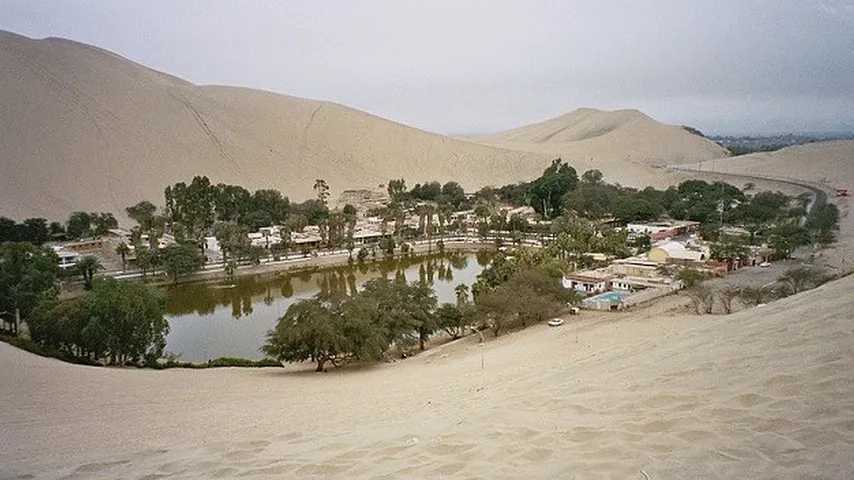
[691,140,854,186]
[471,108,729,187]
[3,273,854,479]
[1,31,729,221]
[0,30,552,221]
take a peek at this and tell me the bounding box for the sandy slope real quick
[1,31,728,221]
[0,30,550,221]
[2,276,854,479]
[471,108,729,188]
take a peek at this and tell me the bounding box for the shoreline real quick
[60,237,498,297]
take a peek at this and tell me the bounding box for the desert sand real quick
[0,30,551,220]
[3,275,854,479]
[0,31,725,221]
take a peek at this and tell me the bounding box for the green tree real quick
[90,212,118,236]
[66,211,92,239]
[387,179,408,203]
[436,303,466,339]
[166,176,216,251]
[710,237,750,262]
[0,243,59,333]
[212,222,249,263]
[581,169,604,185]
[476,267,574,337]
[313,178,331,207]
[76,279,168,365]
[22,218,50,244]
[160,243,204,283]
[126,201,158,231]
[263,296,383,372]
[529,159,578,219]
[440,181,466,209]
[135,245,158,279]
[115,242,130,271]
[76,255,102,290]
[359,278,438,351]
[87,279,166,364]
[768,223,810,259]
[250,189,290,225]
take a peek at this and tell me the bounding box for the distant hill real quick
[694,140,854,188]
[471,108,729,187]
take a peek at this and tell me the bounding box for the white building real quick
[562,271,613,295]
[647,240,709,264]
[51,246,80,270]
[626,220,700,241]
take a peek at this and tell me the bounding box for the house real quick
[647,240,708,265]
[290,230,322,251]
[204,236,222,262]
[610,278,634,291]
[626,220,700,241]
[611,257,661,278]
[562,271,613,295]
[747,245,774,266]
[51,246,81,270]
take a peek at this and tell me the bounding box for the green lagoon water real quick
[164,251,493,362]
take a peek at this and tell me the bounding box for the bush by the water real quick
[28,278,169,365]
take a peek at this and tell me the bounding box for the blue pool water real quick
[586,290,628,303]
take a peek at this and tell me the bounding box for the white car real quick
[759,262,772,268]
[548,318,564,327]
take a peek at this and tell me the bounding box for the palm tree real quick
[77,255,102,290]
[414,204,428,237]
[115,242,130,271]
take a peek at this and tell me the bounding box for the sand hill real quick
[3,272,854,478]
[0,30,552,221]
[1,31,730,221]
[473,108,729,187]
[691,140,854,187]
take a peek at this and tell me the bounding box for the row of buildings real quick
[562,220,773,311]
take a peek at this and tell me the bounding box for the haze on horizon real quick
[3,0,853,136]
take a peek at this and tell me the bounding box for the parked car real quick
[548,318,564,327]
[759,262,772,268]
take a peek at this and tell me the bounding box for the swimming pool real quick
[585,290,628,303]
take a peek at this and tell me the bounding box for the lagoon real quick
[163,251,493,362]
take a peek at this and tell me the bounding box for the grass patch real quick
[1,335,280,369]
[0,334,99,366]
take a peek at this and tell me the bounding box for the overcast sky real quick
[3,0,854,135]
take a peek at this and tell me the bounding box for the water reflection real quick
[164,252,490,362]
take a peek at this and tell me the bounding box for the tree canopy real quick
[29,279,168,365]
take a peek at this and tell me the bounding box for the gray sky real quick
[3,0,854,135]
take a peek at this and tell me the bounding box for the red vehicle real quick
[835,188,849,197]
